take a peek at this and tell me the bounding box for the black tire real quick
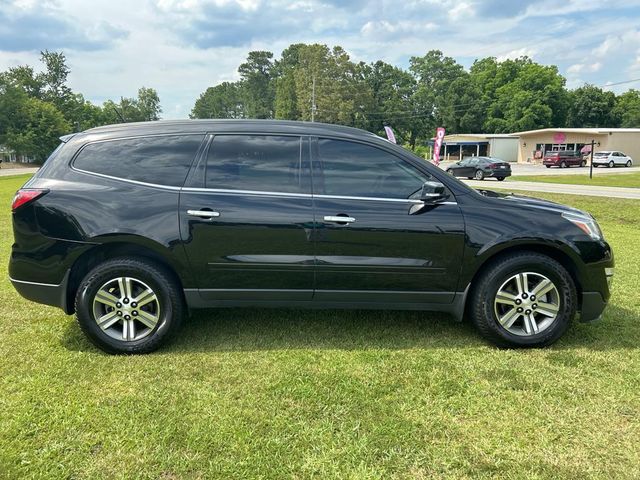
[626,160,632,167]
[593,164,599,168]
[75,257,185,354]
[560,161,567,168]
[545,165,551,168]
[469,252,576,348]
[446,168,455,175]
[608,160,614,168]
[580,160,586,167]
[474,169,485,180]
[496,177,505,181]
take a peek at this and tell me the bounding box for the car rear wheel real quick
[496,177,505,181]
[580,160,586,167]
[608,160,614,168]
[75,257,185,354]
[470,252,576,348]
[560,161,567,168]
[446,168,454,175]
[474,169,485,180]
[545,165,551,168]
[626,160,632,167]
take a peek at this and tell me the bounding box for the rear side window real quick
[206,135,307,193]
[73,135,204,186]
[316,138,429,199]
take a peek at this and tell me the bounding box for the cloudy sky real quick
[1,0,640,118]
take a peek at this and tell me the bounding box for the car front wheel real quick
[626,160,632,167]
[474,169,485,180]
[446,168,455,175]
[496,177,505,181]
[75,257,185,354]
[608,160,614,168]
[470,252,576,348]
[560,161,567,168]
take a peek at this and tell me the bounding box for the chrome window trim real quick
[69,172,457,205]
[180,187,447,204]
[71,168,182,191]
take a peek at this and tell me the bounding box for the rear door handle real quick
[323,215,356,224]
[187,209,220,219]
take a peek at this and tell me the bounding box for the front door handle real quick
[187,209,220,219]
[323,215,356,224]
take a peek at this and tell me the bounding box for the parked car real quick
[543,150,586,168]
[592,151,633,168]
[445,156,512,180]
[10,120,614,353]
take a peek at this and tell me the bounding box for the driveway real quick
[0,167,39,177]
[464,179,640,199]
[438,162,640,176]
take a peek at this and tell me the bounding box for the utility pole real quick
[311,74,316,122]
[589,139,595,179]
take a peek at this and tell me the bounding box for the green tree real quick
[567,84,618,127]
[613,89,640,127]
[2,96,70,162]
[238,51,274,119]
[136,87,162,121]
[363,60,417,144]
[190,82,244,119]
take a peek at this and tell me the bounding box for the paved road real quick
[439,162,640,176]
[0,167,39,177]
[463,179,640,199]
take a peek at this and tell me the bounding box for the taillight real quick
[488,163,498,168]
[11,189,48,211]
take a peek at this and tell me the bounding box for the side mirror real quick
[420,181,447,203]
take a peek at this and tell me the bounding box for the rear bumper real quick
[486,169,511,177]
[10,270,70,313]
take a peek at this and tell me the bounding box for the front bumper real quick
[10,270,70,313]
[580,267,614,322]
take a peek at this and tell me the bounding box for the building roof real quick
[513,127,640,136]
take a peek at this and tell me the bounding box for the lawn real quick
[510,171,640,188]
[1,173,639,479]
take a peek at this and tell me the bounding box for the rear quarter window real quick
[73,135,204,186]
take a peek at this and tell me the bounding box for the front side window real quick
[316,138,429,199]
[206,135,306,193]
[74,135,204,186]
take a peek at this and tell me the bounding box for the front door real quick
[311,138,465,305]
[179,134,315,302]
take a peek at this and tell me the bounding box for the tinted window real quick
[74,135,203,186]
[317,138,429,199]
[206,135,306,193]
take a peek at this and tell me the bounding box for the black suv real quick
[10,120,614,353]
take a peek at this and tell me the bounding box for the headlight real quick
[562,212,603,240]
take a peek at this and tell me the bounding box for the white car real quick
[592,151,633,168]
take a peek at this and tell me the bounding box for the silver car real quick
[592,151,633,168]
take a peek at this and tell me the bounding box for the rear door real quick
[311,137,465,305]
[179,134,315,302]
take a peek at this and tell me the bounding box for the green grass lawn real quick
[1,174,640,479]
[510,171,640,188]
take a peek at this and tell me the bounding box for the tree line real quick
[2,46,640,163]
[0,51,161,162]
[191,43,640,150]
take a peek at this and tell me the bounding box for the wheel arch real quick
[65,239,187,314]
[463,243,583,318]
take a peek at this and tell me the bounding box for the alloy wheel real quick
[92,276,161,341]
[493,272,560,336]
[475,170,484,180]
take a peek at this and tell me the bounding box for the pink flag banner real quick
[384,126,396,144]
[432,127,445,165]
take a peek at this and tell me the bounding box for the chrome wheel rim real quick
[475,170,483,179]
[494,272,560,336]
[92,277,161,341]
